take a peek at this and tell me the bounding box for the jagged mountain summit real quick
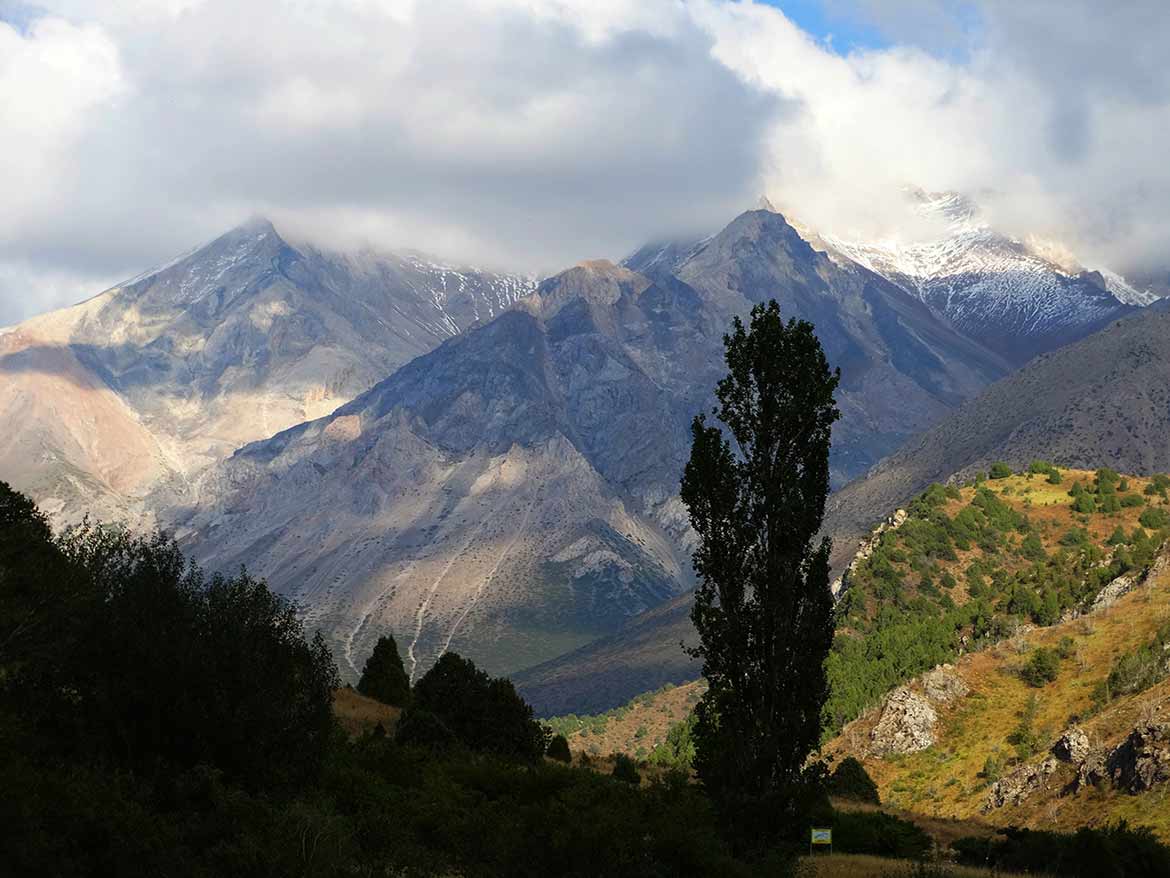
[179,207,1012,687]
[0,219,534,523]
[177,260,709,683]
[809,189,1145,365]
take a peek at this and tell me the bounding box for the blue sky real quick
[761,0,983,60]
[760,1,890,52]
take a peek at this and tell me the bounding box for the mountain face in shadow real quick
[519,301,1170,716]
[180,209,1012,686]
[0,220,533,524]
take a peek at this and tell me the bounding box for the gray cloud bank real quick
[2,0,1169,324]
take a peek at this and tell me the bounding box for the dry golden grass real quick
[797,852,1039,877]
[332,687,401,738]
[565,678,705,758]
[825,469,1170,840]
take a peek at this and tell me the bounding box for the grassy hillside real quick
[825,465,1170,735]
[332,686,401,738]
[822,303,1170,571]
[547,679,706,760]
[573,467,1170,844]
[824,467,1170,840]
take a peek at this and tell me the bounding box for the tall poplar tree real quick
[680,300,839,842]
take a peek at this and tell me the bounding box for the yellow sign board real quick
[810,828,832,845]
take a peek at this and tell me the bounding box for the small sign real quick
[810,828,832,845]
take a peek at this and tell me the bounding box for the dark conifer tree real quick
[357,634,412,707]
[680,300,840,843]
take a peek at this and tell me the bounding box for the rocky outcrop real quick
[1106,722,1170,793]
[1091,547,1169,613]
[983,756,1060,811]
[871,687,938,756]
[922,664,969,704]
[1052,727,1091,764]
[1064,721,1170,795]
[832,509,908,598]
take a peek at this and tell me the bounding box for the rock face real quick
[183,208,1014,691]
[1053,728,1092,764]
[870,688,938,756]
[0,219,534,526]
[832,509,908,598]
[1092,549,1170,612]
[922,665,970,705]
[984,756,1060,811]
[1107,723,1170,793]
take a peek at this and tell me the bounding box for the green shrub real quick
[357,634,412,707]
[1020,533,1046,560]
[395,708,458,749]
[1021,648,1061,687]
[989,462,1014,480]
[649,713,697,770]
[411,652,549,762]
[953,822,1170,877]
[832,810,932,860]
[1139,508,1170,529]
[1008,694,1041,759]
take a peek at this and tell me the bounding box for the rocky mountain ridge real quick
[177,205,1016,687]
[0,219,534,524]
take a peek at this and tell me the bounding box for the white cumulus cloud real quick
[2,0,1169,324]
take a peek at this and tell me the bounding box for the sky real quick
[2,0,1169,324]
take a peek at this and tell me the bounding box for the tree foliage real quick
[680,301,839,841]
[0,484,339,795]
[407,652,549,762]
[358,633,412,707]
[546,733,572,763]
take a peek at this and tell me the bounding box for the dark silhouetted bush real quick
[358,634,412,707]
[547,733,572,763]
[611,753,641,785]
[827,756,880,804]
[411,652,549,762]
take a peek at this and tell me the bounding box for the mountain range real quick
[0,220,533,525]
[3,195,1166,708]
[518,297,1170,714]
[170,204,1020,683]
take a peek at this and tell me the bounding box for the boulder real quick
[983,756,1059,811]
[1052,727,1091,764]
[1107,722,1170,793]
[870,687,937,756]
[922,665,970,705]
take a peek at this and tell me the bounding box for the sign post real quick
[810,827,832,856]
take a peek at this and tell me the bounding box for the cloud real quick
[2,0,1170,324]
[701,0,1170,271]
[0,0,780,324]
